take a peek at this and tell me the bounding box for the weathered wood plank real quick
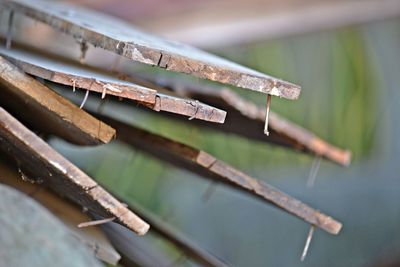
[0,184,104,267]
[2,0,301,99]
[0,159,121,266]
[0,107,149,236]
[0,56,116,146]
[141,76,351,166]
[99,115,342,235]
[0,46,157,104]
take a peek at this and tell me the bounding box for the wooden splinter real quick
[301,225,316,261]
[78,217,116,228]
[264,94,271,135]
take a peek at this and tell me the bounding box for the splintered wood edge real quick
[0,48,157,105]
[3,0,301,99]
[143,94,226,123]
[100,115,342,235]
[220,89,352,166]
[0,56,116,145]
[0,107,150,235]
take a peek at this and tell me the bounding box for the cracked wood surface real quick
[3,0,301,99]
[99,115,342,235]
[0,46,157,104]
[0,107,149,236]
[0,160,121,265]
[142,76,351,166]
[0,56,116,146]
[0,46,226,123]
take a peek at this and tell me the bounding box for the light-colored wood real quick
[2,0,301,99]
[0,107,150,236]
[0,46,157,104]
[0,56,116,146]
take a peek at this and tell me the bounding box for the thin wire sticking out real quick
[78,217,116,228]
[6,10,14,49]
[301,225,315,261]
[307,156,322,187]
[264,94,271,135]
[80,90,90,109]
[71,79,76,92]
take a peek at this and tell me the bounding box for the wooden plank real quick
[0,46,157,104]
[99,115,342,235]
[2,0,301,100]
[0,184,104,267]
[0,107,149,236]
[0,46,226,123]
[0,56,116,146]
[0,159,121,266]
[44,80,227,124]
[149,76,351,166]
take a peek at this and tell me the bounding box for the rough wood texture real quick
[0,107,149,236]
[99,115,342,235]
[0,56,116,146]
[2,0,301,99]
[0,160,121,266]
[0,184,104,267]
[0,46,157,104]
[142,93,226,123]
[141,76,351,166]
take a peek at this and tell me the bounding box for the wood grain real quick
[2,0,301,99]
[0,56,116,146]
[0,107,149,236]
[99,115,342,235]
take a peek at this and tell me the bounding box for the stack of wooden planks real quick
[0,0,350,266]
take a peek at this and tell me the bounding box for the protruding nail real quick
[301,225,315,261]
[264,94,272,135]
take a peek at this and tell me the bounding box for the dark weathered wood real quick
[0,159,121,265]
[141,76,352,166]
[0,107,149,236]
[0,183,104,267]
[99,115,342,235]
[0,56,116,146]
[2,0,301,100]
[0,46,157,104]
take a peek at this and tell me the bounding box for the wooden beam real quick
[0,56,116,146]
[2,0,301,100]
[0,159,121,265]
[99,115,342,235]
[0,46,226,123]
[130,75,351,166]
[0,107,149,236]
[0,46,157,104]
